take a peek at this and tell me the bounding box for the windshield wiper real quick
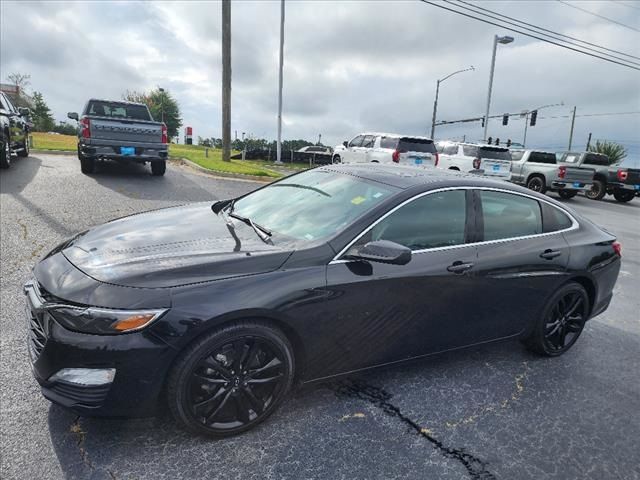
[228,212,272,244]
[270,183,331,197]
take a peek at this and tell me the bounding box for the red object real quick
[161,124,168,144]
[617,169,628,181]
[612,241,622,256]
[558,166,567,179]
[185,126,193,136]
[392,150,400,163]
[80,117,91,138]
[472,158,481,170]
[434,152,439,166]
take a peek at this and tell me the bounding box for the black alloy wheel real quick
[613,189,634,203]
[526,175,546,194]
[0,136,10,169]
[557,190,577,199]
[585,179,606,200]
[524,283,588,356]
[17,135,29,157]
[168,322,294,437]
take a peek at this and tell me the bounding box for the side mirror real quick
[343,141,348,148]
[18,107,30,117]
[346,240,412,265]
[67,112,79,121]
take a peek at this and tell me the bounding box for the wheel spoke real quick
[194,385,229,410]
[205,389,233,423]
[232,340,250,371]
[243,386,264,414]
[566,317,584,332]
[545,321,561,339]
[242,341,260,371]
[234,392,252,424]
[247,373,283,384]
[193,373,228,385]
[203,357,232,380]
[248,357,283,378]
[565,296,583,317]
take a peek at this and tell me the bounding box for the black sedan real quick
[25,164,621,437]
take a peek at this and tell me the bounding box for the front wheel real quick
[526,175,546,194]
[613,189,634,203]
[167,321,295,437]
[151,160,166,176]
[523,282,589,356]
[17,135,29,157]
[585,179,606,200]
[0,135,10,169]
[557,190,577,199]
[332,155,341,164]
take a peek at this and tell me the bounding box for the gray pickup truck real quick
[68,99,168,176]
[510,150,594,199]
[559,151,638,203]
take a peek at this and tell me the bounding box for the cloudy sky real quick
[1,0,639,154]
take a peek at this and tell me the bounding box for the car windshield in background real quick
[86,101,152,121]
[231,170,396,242]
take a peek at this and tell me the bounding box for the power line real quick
[420,1,640,71]
[556,1,640,33]
[454,0,640,61]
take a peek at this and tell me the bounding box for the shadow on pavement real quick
[0,155,42,195]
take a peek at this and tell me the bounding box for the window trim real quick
[330,186,579,264]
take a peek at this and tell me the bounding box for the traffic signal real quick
[495,138,500,145]
[530,110,538,126]
[502,114,509,126]
[487,136,492,145]
[507,139,512,147]
[481,117,485,127]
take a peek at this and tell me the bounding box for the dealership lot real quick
[1,154,639,480]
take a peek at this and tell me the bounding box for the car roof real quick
[87,98,147,107]
[360,132,434,141]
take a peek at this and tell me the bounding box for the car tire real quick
[332,155,341,164]
[0,134,10,169]
[449,167,460,171]
[167,321,295,437]
[151,160,166,176]
[585,179,606,200]
[17,135,29,157]
[613,189,634,203]
[80,156,95,174]
[526,175,546,194]
[523,282,589,357]
[557,190,577,199]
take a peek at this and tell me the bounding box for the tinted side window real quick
[381,137,399,149]
[583,153,609,166]
[528,152,556,164]
[349,135,364,147]
[479,148,512,160]
[444,145,459,155]
[463,145,478,157]
[542,202,573,233]
[480,191,542,241]
[361,135,376,148]
[369,190,467,250]
[511,151,524,161]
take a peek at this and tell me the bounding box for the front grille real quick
[27,308,48,361]
[49,382,111,408]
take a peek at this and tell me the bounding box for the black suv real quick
[0,91,30,169]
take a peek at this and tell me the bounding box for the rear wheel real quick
[585,179,606,200]
[613,189,634,203]
[0,133,10,169]
[526,175,546,194]
[167,321,294,437]
[151,160,166,176]
[449,167,460,171]
[80,156,95,174]
[523,282,589,356]
[17,135,29,157]
[557,190,577,199]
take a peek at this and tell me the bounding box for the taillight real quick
[617,169,628,181]
[392,150,400,163]
[161,123,168,144]
[472,158,481,170]
[612,241,622,256]
[558,166,566,179]
[80,117,91,138]
[435,152,439,166]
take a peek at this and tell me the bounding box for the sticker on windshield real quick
[373,192,383,198]
[304,233,314,240]
[351,196,366,205]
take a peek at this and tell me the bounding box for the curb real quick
[170,157,277,183]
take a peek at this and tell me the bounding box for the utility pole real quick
[586,132,592,150]
[318,133,321,145]
[568,106,577,150]
[483,35,514,142]
[221,0,231,162]
[276,0,285,164]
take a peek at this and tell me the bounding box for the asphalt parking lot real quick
[1,153,639,480]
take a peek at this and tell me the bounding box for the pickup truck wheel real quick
[0,135,10,169]
[80,156,95,174]
[332,155,341,164]
[526,175,546,194]
[151,160,166,176]
[17,136,29,157]
[613,189,634,203]
[585,179,606,200]
[557,190,577,199]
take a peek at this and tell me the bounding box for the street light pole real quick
[483,35,514,142]
[522,102,564,147]
[429,66,474,140]
[276,0,285,164]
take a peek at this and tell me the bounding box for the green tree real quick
[31,91,55,132]
[123,88,182,138]
[588,140,627,165]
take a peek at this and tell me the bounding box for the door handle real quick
[447,261,474,274]
[540,249,562,260]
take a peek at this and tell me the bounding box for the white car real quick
[297,145,332,154]
[436,142,512,179]
[333,133,437,167]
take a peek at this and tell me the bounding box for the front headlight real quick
[49,306,167,335]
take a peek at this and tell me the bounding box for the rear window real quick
[478,147,512,160]
[397,138,436,153]
[583,153,610,166]
[85,101,152,121]
[562,153,581,164]
[528,152,556,164]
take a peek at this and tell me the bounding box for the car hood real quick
[60,202,292,288]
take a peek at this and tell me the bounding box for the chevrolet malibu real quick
[25,164,621,437]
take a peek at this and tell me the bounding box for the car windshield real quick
[86,101,152,121]
[231,169,396,242]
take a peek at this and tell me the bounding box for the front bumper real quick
[24,280,175,416]
[552,181,592,191]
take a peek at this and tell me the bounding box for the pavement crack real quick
[335,380,495,480]
[70,416,95,471]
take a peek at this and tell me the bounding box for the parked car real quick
[0,91,30,169]
[603,166,640,203]
[509,149,594,199]
[436,142,511,179]
[68,99,169,176]
[557,151,622,201]
[335,133,437,167]
[297,145,332,154]
[26,164,621,437]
